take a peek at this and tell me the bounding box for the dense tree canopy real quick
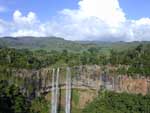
[110,44,150,75]
[0,80,49,113]
[83,91,150,113]
[0,44,149,75]
[0,43,150,113]
[0,47,108,69]
[0,80,30,113]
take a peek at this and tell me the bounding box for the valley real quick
[0,37,150,113]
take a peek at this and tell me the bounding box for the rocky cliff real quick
[1,65,150,98]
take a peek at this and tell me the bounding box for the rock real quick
[2,65,150,98]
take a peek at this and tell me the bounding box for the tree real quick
[83,91,150,113]
[0,80,30,113]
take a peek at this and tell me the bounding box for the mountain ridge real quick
[0,36,149,52]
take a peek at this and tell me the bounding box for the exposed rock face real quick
[77,90,96,108]
[3,65,150,97]
[119,76,149,95]
[10,68,52,98]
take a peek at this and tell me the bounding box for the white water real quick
[51,68,55,113]
[51,67,71,113]
[55,68,59,113]
[65,67,71,113]
[51,68,59,113]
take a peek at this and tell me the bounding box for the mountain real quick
[0,36,89,52]
[0,36,149,52]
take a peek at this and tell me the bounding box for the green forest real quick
[0,43,150,75]
[1,80,150,113]
[0,39,150,113]
[0,80,49,113]
[83,91,150,113]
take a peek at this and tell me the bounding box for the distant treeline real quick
[0,43,150,75]
[110,44,150,76]
[0,47,108,69]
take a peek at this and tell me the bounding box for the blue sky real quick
[120,0,150,19]
[0,0,150,41]
[0,0,79,21]
[0,0,150,20]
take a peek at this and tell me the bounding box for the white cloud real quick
[130,19,150,41]
[10,10,43,37]
[0,6,7,13]
[49,0,150,41]
[133,18,150,26]
[0,20,5,34]
[55,0,126,40]
[11,30,43,37]
[13,10,39,27]
[0,19,13,36]
[79,0,126,27]
[0,0,150,41]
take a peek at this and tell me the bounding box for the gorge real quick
[1,65,150,113]
[0,41,150,113]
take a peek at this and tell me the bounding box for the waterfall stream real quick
[51,68,55,113]
[51,67,71,113]
[55,68,60,113]
[51,68,60,113]
[65,67,71,113]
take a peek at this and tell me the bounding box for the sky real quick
[0,0,150,41]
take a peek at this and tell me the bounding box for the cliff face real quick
[11,68,52,97]
[3,65,150,97]
[120,76,150,95]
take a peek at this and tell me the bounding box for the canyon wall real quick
[3,65,150,97]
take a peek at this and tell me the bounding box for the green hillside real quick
[0,37,149,53]
[0,37,94,52]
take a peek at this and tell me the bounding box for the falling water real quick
[51,68,55,113]
[55,68,60,113]
[51,67,71,113]
[51,68,60,113]
[65,67,72,113]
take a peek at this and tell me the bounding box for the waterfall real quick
[55,68,60,113]
[51,68,59,113]
[51,67,71,113]
[51,68,55,113]
[65,67,72,113]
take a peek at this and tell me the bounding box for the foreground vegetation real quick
[0,80,49,113]
[1,80,150,113]
[83,91,150,113]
